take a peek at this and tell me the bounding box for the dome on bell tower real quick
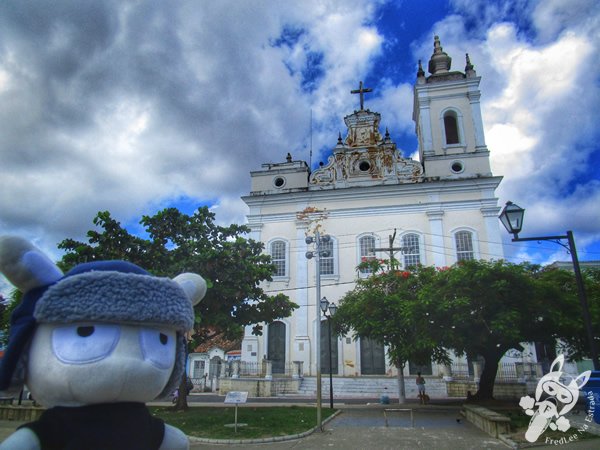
[428,36,452,75]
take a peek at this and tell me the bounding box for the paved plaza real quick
[1,400,599,449]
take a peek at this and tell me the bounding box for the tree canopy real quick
[334,262,449,402]
[58,207,297,341]
[334,258,599,402]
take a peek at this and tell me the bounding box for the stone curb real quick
[187,409,342,445]
[497,434,519,449]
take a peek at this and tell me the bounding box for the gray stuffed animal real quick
[0,236,206,450]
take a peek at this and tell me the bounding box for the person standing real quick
[416,372,426,404]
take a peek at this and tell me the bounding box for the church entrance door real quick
[320,320,338,374]
[268,321,286,374]
[360,338,385,375]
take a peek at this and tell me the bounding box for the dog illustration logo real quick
[519,355,590,442]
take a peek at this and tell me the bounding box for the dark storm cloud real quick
[1,0,596,269]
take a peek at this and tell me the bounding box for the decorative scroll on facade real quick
[309,109,424,188]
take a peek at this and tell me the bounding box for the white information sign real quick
[224,391,248,404]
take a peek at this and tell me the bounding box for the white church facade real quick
[240,37,533,381]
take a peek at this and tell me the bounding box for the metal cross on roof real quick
[351,81,373,110]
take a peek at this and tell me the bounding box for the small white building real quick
[241,37,517,380]
[188,332,242,391]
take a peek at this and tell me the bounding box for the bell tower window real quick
[444,111,460,145]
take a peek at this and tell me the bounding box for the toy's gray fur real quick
[35,270,194,331]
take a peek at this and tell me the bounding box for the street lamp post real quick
[305,232,330,430]
[320,297,337,409]
[499,201,599,370]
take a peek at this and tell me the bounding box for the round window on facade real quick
[273,176,286,188]
[451,161,464,174]
[358,160,371,172]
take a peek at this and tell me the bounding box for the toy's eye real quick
[139,328,176,369]
[77,326,94,337]
[52,324,120,364]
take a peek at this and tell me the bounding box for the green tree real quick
[419,260,600,401]
[59,207,296,336]
[420,260,552,401]
[336,259,598,402]
[0,290,21,348]
[59,207,298,409]
[334,261,450,403]
[536,267,600,364]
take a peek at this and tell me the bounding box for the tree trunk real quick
[173,372,189,411]
[396,362,406,404]
[470,352,502,402]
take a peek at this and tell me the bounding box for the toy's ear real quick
[173,273,207,306]
[0,236,63,292]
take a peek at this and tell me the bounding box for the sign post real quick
[224,391,248,433]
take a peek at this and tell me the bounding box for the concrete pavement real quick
[1,400,599,449]
[186,403,600,449]
[188,405,507,450]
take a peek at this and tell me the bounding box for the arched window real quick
[319,237,335,276]
[402,233,421,268]
[270,240,287,277]
[444,111,460,145]
[455,231,474,261]
[358,235,376,274]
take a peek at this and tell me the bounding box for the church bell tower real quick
[413,36,492,180]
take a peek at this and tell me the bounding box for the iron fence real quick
[449,361,542,382]
[218,360,300,378]
[237,361,265,377]
[496,362,518,382]
[450,362,471,380]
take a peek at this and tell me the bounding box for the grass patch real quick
[150,405,337,440]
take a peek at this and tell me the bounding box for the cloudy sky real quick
[1,0,599,286]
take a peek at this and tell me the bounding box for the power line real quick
[266,229,594,267]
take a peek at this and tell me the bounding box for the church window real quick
[402,233,421,268]
[443,111,460,145]
[358,235,376,274]
[455,231,474,261]
[192,360,205,378]
[270,240,287,277]
[319,238,335,275]
[273,176,286,188]
[451,161,464,173]
[358,160,371,172]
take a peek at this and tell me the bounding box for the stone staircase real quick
[296,376,399,397]
[294,376,449,399]
[271,378,302,395]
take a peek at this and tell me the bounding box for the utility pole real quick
[305,232,331,431]
[373,229,408,271]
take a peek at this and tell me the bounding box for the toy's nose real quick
[114,326,145,359]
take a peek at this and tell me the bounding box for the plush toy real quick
[0,236,206,449]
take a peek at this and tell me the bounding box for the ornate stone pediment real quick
[309,109,423,189]
[344,110,382,147]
